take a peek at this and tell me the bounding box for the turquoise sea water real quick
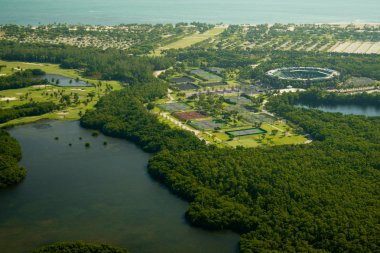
[0,0,379,25]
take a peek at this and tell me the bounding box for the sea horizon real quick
[1,0,379,26]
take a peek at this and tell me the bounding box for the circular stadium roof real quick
[266,67,340,81]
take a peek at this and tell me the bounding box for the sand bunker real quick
[56,112,69,115]
[0,97,17,101]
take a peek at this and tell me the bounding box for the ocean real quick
[0,0,379,25]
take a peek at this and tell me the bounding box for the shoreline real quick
[0,22,379,27]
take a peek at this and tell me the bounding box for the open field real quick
[154,26,226,55]
[217,121,308,147]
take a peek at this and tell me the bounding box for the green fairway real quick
[0,60,123,127]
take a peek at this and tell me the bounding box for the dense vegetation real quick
[165,48,264,68]
[286,89,380,107]
[1,32,378,251]
[1,23,214,54]
[81,81,379,252]
[0,102,57,123]
[0,68,47,90]
[0,41,174,83]
[31,241,129,253]
[81,81,203,153]
[0,129,25,187]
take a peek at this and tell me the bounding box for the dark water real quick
[0,0,379,25]
[0,121,239,253]
[42,74,91,87]
[298,104,380,116]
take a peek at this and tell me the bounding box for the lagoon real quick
[0,121,239,253]
[298,104,380,117]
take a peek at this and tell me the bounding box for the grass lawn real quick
[0,60,80,78]
[154,27,226,55]
[0,85,98,127]
[208,120,308,147]
[0,60,123,127]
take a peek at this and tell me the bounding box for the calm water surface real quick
[0,0,379,25]
[42,74,91,87]
[0,121,239,253]
[298,104,380,116]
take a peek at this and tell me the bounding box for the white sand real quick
[153,70,166,77]
[279,88,306,94]
[33,85,51,88]
[56,112,69,115]
[23,62,44,66]
[0,97,17,101]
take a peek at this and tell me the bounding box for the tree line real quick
[165,48,264,68]
[0,68,48,90]
[284,89,380,107]
[31,241,129,253]
[0,129,25,188]
[0,102,57,124]
[0,41,174,84]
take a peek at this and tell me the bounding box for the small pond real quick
[42,74,92,87]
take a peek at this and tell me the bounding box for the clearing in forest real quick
[154,26,227,55]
